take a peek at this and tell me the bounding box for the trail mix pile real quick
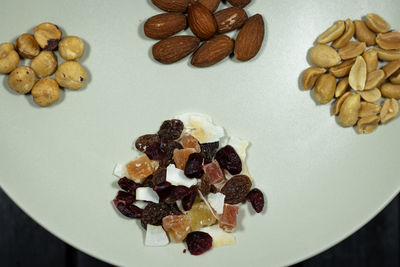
[0,22,87,107]
[302,13,400,134]
[112,114,264,255]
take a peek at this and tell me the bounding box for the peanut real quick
[333,19,355,49]
[382,60,400,80]
[359,88,382,103]
[338,41,366,60]
[349,56,367,91]
[362,49,378,72]
[376,32,400,50]
[335,77,349,98]
[338,93,361,127]
[380,98,399,124]
[381,83,400,99]
[332,91,351,115]
[317,20,345,44]
[302,67,326,90]
[310,44,341,68]
[365,13,390,33]
[390,70,400,85]
[359,101,381,118]
[365,69,385,90]
[354,20,376,46]
[329,59,355,78]
[373,48,400,61]
[314,74,337,104]
[357,115,380,134]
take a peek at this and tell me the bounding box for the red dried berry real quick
[135,134,161,152]
[145,142,166,160]
[185,231,213,255]
[182,186,198,211]
[171,185,191,200]
[118,177,142,194]
[115,190,135,205]
[141,202,172,229]
[152,167,167,185]
[215,145,242,175]
[200,142,219,164]
[154,182,172,201]
[247,188,264,213]
[158,119,184,142]
[113,199,143,219]
[184,153,205,178]
[221,175,252,204]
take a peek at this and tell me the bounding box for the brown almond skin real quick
[152,36,200,64]
[227,0,251,8]
[198,0,220,13]
[234,14,265,61]
[144,13,187,40]
[188,1,217,40]
[152,0,190,12]
[191,35,234,67]
[214,7,248,34]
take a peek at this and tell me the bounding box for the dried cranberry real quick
[184,153,204,178]
[158,119,184,142]
[118,177,142,194]
[145,142,166,160]
[141,202,172,229]
[221,175,252,204]
[182,186,197,211]
[215,145,242,175]
[247,188,264,213]
[142,175,155,188]
[135,134,160,152]
[152,167,167,185]
[185,231,213,255]
[171,186,191,200]
[113,199,143,219]
[115,190,135,205]
[200,142,219,164]
[154,182,173,201]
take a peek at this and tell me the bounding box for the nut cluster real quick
[144,0,265,67]
[302,14,400,134]
[0,22,87,107]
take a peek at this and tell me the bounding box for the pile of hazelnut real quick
[0,22,87,107]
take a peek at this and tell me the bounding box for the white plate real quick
[1,0,399,266]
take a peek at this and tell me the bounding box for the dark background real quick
[1,188,398,267]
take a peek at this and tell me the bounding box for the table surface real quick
[1,188,398,267]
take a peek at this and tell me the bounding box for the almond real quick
[214,7,248,34]
[152,35,200,64]
[227,0,251,8]
[198,0,220,13]
[234,14,265,61]
[188,1,217,40]
[191,35,234,67]
[144,13,187,40]
[151,0,190,12]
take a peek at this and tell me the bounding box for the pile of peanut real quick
[302,14,400,134]
[0,22,87,107]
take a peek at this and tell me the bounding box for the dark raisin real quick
[171,186,191,200]
[184,153,205,178]
[135,134,160,152]
[158,119,184,142]
[154,182,172,201]
[185,231,213,255]
[152,167,167,185]
[200,142,219,164]
[141,202,171,229]
[115,190,135,205]
[169,203,183,215]
[199,173,211,196]
[160,141,183,167]
[142,175,155,188]
[247,188,264,213]
[182,186,197,211]
[145,142,166,160]
[215,145,242,175]
[113,199,143,219]
[221,175,252,204]
[44,39,59,51]
[118,177,141,194]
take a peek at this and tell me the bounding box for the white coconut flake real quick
[176,200,186,214]
[197,190,218,220]
[200,225,235,247]
[113,163,127,178]
[145,225,169,247]
[136,187,159,203]
[175,113,225,143]
[166,165,198,187]
[134,201,148,209]
[207,193,225,214]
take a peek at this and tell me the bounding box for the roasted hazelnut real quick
[33,22,62,50]
[58,36,85,61]
[0,43,20,74]
[15,33,40,59]
[31,78,60,107]
[55,61,87,90]
[7,66,37,94]
[30,51,58,78]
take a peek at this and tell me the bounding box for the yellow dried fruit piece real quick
[357,115,380,134]
[335,77,349,98]
[359,102,381,118]
[381,83,400,100]
[338,41,366,60]
[329,59,355,78]
[359,88,381,103]
[354,20,376,46]
[333,19,355,49]
[338,93,361,127]
[365,13,390,33]
[349,56,367,91]
[126,155,155,182]
[362,49,378,73]
[333,91,352,116]
[302,67,326,90]
[365,70,385,90]
[173,148,196,170]
[376,32,400,50]
[314,74,336,104]
[317,20,345,44]
[187,202,217,230]
[309,44,341,68]
[162,215,192,242]
[380,98,399,124]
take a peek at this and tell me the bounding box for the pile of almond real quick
[302,14,400,134]
[144,0,265,67]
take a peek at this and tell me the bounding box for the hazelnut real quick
[30,51,58,78]
[59,36,85,61]
[55,61,87,90]
[8,66,37,94]
[31,78,60,107]
[15,33,40,59]
[33,22,62,50]
[0,43,20,74]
